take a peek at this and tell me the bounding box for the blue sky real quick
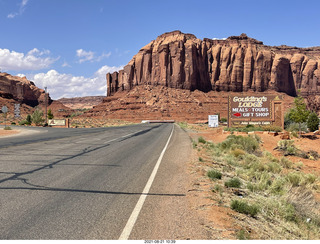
[0,0,319,99]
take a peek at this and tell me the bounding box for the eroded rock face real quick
[107,31,320,97]
[57,96,105,110]
[0,72,51,107]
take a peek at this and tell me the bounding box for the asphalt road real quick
[0,123,197,239]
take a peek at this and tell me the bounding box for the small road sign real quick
[1,106,8,113]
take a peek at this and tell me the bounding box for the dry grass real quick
[192,133,320,239]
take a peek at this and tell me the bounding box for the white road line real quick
[119,124,175,240]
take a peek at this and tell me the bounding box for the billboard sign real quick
[228,95,283,127]
[48,119,66,126]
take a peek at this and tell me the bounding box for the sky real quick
[0,0,319,99]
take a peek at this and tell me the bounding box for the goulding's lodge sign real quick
[228,95,284,128]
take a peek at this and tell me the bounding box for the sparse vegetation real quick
[225,177,241,188]
[207,170,222,180]
[230,199,259,217]
[198,133,320,239]
[4,126,12,130]
[198,136,206,144]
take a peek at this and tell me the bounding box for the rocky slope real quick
[58,96,105,110]
[0,72,51,107]
[107,31,320,97]
[87,85,295,123]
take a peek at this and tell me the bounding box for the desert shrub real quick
[279,157,293,169]
[231,148,246,158]
[207,170,222,180]
[231,199,259,217]
[265,161,282,173]
[4,126,12,130]
[307,112,319,132]
[276,140,299,156]
[269,177,287,195]
[302,173,317,185]
[225,177,242,188]
[198,136,206,144]
[219,135,260,154]
[246,171,272,192]
[263,125,283,132]
[260,197,297,222]
[286,172,303,187]
[220,117,228,123]
[287,122,308,133]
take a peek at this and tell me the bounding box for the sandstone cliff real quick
[107,31,320,97]
[0,72,51,107]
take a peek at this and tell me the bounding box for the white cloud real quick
[76,49,111,63]
[62,61,71,67]
[0,48,58,71]
[28,65,123,99]
[7,0,29,18]
[76,49,95,63]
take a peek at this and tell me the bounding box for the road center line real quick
[119,124,174,240]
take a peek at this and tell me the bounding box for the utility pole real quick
[45,87,48,125]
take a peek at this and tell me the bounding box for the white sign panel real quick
[14,104,20,118]
[208,115,219,128]
[48,119,66,126]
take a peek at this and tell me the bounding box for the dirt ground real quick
[184,124,320,239]
[0,128,20,137]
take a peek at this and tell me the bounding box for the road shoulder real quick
[129,124,210,240]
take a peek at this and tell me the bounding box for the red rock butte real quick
[107,30,320,97]
[87,31,320,122]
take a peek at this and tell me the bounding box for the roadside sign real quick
[1,106,8,113]
[208,115,219,128]
[14,104,21,118]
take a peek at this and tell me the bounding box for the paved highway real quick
[0,123,204,239]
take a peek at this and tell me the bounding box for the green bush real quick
[32,109,44,126]
[307,112,319,132]
[26,114,32,124]
[198,136,206,144]
[4,126,12,130]
[225,177,242,188]
[220,117,228,123]
[231,199,259,217]
[207,170,222,180]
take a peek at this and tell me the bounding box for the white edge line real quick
[119,124,175,240]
